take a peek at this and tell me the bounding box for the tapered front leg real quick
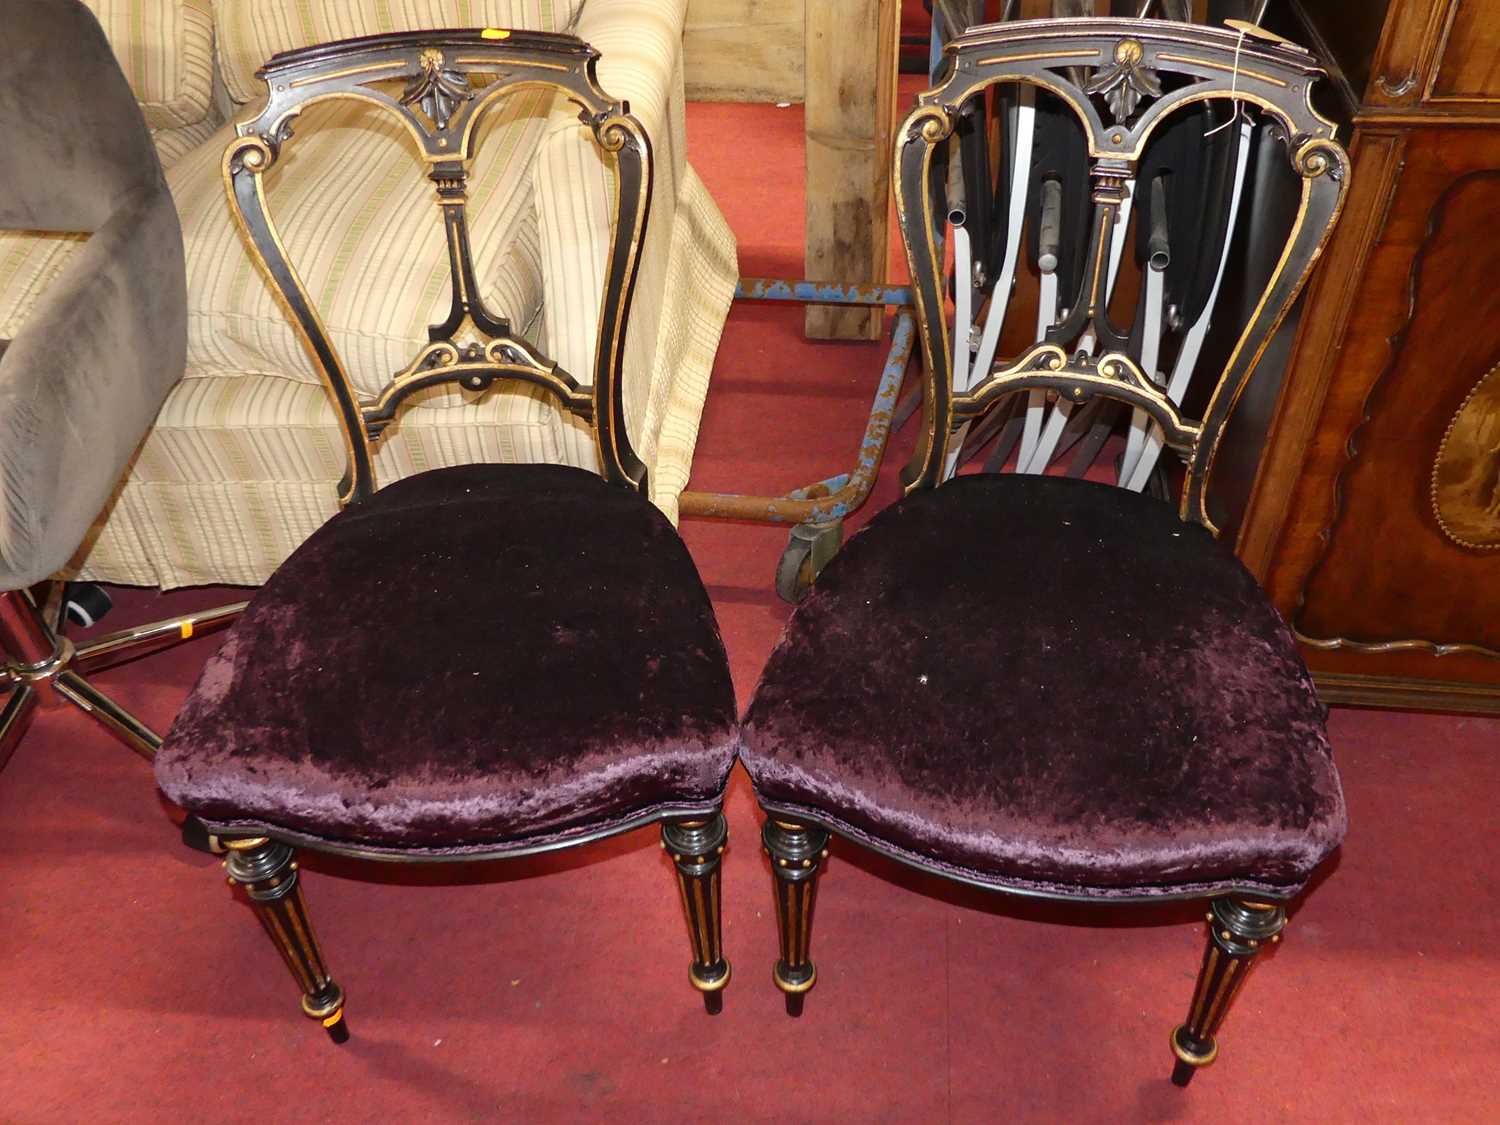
[1170,897,1286,1086]
[662,813,731,1013]
[762,818,829,1017]
[222,837,348,1043]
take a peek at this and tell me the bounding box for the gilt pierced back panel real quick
[895,17,1348,532]
[223,29,652,506]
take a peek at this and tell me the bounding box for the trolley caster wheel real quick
[775,539,815,605]
[63,582,113,628]
[774,521,843,605]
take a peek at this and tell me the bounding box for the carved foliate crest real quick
[1084,39,1162,123]
[400,48,472,129]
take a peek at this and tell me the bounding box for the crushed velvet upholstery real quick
[0,0,186,589]
[156,464,739,854]
[742,474,1346,900]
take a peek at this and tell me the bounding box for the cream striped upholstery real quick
[4,0,737,588]
[82,0,216,129]
[150,112,226,169]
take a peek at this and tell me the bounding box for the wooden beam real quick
[684,0,805,104]
[803,0,900,340]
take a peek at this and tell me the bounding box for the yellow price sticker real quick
[480,28,510,40]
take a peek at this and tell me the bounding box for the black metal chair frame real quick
[759,16,1349,1086]
[206,29,728,1041]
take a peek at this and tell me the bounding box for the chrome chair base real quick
[0,586,246,814]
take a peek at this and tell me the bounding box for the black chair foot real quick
[180,815,218,854]
[785,991,805,1018]
[703,989,723,1015]
[324,1012,350,1044]
[1171,1059,1196,1087]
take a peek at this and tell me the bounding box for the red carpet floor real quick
[2,100,1497,1123]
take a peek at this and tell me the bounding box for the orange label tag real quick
[180,621,194,639]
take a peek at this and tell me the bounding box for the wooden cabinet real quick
[1241,0,1500,712]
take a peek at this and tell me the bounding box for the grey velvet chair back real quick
[0,0,164,232]
[0,0,185,589]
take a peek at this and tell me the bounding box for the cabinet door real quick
[1363,0,1500,110]
[1264,126,1500,709]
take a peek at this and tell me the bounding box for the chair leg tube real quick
[763,818,829,1017]
[0,683,39,773]
[223,838,348,1043]
[662,813,731,1013]
[53,670,161,760]
[1170,897,1286,1086]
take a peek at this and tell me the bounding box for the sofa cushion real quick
[214,0,588,104]
[130,370,568,486]
[83,0,216,129]
[150,114,224,170]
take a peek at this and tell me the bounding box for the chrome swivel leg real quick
[53,669,160,759]
[0,588,246,763]
[0,682,39,773]
[1171,898,1287,1086]
[2,587,246,852]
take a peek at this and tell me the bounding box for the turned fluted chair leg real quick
[763,818,829,1017]
[222,837,349,1043]
[663,813,731,1014]
[1170,897,1286,1086]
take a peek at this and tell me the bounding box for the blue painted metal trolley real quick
[678,279,917,602]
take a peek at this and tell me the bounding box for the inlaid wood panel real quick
[1259,127,1500,698]
[1364,0,1449,106]
[1236,2,1500,711]
[1427,0,1500,102]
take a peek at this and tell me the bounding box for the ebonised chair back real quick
[222,29,651,507]
[895,17,1348,532]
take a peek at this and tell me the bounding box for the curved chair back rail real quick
[222,28,652,506]
[895,16,1349,530]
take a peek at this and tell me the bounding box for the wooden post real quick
[684,0,806,104]
[803,0,900,340]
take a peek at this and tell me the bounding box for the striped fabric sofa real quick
[0,0,737,587]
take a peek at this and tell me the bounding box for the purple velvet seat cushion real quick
[156,464,738,854]
[742,474,1346,900]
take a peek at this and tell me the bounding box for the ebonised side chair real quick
[153,30,737,1041]
[740,17,1349,1085]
